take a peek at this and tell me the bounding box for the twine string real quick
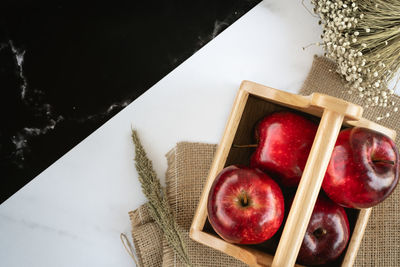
[120,233,139,266]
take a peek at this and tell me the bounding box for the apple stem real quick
[313,228,327,238]
[372,159,395,165]
[243,194,248,206]
[233,144,258,148]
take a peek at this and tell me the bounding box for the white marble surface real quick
[0,1,323,266]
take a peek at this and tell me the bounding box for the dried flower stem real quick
[131,129,191,266]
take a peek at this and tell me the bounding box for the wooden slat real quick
[191,230,304,267]
[347,118,396,140]
[191,230,262,266]
[272,109,345,267]
[341,208,372,267]
[241,80,311,110]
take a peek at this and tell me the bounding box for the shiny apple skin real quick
[322,127,399,208]
[297,195,350,266]
[250,111,318,187]
[207,165,284,244]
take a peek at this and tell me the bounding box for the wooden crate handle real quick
[272,109,344,267]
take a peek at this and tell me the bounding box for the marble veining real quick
[197,19,232,49]
[2,40,133,168]
[75,99,131,123]
[211,20,230,39]
[8,40,27,100]
[2,41,64,165]
[0,213,81,240]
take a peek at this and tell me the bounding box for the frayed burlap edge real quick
[129,204,163,267]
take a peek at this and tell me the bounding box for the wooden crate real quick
[190,80,396,267]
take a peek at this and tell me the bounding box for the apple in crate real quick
[207,165,284,244]
[296,194,350,266]
[323,127,399,208]
[250,111,318,187]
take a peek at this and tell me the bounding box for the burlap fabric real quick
[129,205,164,266]
[129,56,400,266]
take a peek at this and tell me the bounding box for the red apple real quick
[207,165,284,244]
[250,111,318,187]
[323,127,399,208]
[296,194,350,266]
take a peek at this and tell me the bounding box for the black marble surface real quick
[0,1,261,203]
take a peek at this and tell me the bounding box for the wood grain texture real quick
[190,81,396,267]
[341,208,372,267]
[272,109,344,267]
